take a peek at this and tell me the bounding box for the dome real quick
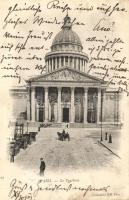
[52,29,82,48]
[45,14,88,74]
[51,14,83,50]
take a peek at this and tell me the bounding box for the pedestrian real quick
[10,141,15,163]
[39,158,46,176]
[62,129,66,140]
[10,150,15,162]
[62,129,65,135]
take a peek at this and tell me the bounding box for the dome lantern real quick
[61,14,72,30]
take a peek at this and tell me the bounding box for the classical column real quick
[78,58,80,71]
[46,60,47,72]
[75,58,77,70]
[68,57,70,67]
[81,59,83,72]
[69,57,71,67]
[44,87,49,122]
[74,58,76,69]
[55,57,57,69]
[47,60,48,72]
[82,59,83,72]
[72,57,74,68]
[84,60,86,72]
[64,57,65,66]
[48,60,50,72]
[97,88,101,123]
[83,60,85,72]
[79,59,81,71]
[36,105,39,122]
[84,88,88,124]
[51,58,53,71]
[57,87,62,122]
[59,57,61,68]
[70,87,75,123]
[76,58,79,70]
[31,87,35,121]
[49,59,50,69]
[27,86,31,120]
[47,60,49,72]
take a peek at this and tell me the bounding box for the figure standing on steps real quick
[39,158,46,176]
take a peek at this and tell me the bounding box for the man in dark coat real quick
[40,158,46,176]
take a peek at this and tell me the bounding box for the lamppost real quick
[100,89,104,142]
[27,121,28,133]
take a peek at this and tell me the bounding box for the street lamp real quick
[100,89,104,142]
[27,121,29,133]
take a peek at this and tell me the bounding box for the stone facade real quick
[10,14,121,126]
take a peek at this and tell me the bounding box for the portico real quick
[27,67,106,124]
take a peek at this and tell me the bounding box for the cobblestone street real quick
[15,128,121,174]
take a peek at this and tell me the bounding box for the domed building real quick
[45,14,88,73]
[10,14,121,127]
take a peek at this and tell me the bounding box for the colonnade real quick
[46,56,87,73]
[27,87,102,124]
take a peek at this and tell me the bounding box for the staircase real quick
[9,120,122,129]
[48,123,121,129]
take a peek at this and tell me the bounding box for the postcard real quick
[0,0,129,199]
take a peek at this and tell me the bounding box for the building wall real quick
[10,89,27,120]
[103,92,120,123]
[10,88,120,124]
[12,98,27,119]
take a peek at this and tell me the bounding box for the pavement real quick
[98,130,121,158]
[15,128,121,174]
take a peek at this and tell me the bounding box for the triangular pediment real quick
[28,67,105,83]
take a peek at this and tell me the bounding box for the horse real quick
[57,132,70,141]
[57,132,64,141]
[63,132,70,141]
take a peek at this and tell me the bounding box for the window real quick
[61,57,64,66]
[70,57,72,66]
[65,44,68,49]
[65,56,68,65]
[57,57,59,68]
[53,58,55,69]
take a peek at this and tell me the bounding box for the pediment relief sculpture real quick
[37,69,97,82]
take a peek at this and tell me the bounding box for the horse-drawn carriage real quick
[57,130,70,141]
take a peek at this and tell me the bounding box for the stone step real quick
[9,120,121,129]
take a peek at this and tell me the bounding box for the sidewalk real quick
[98,131,121,158]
